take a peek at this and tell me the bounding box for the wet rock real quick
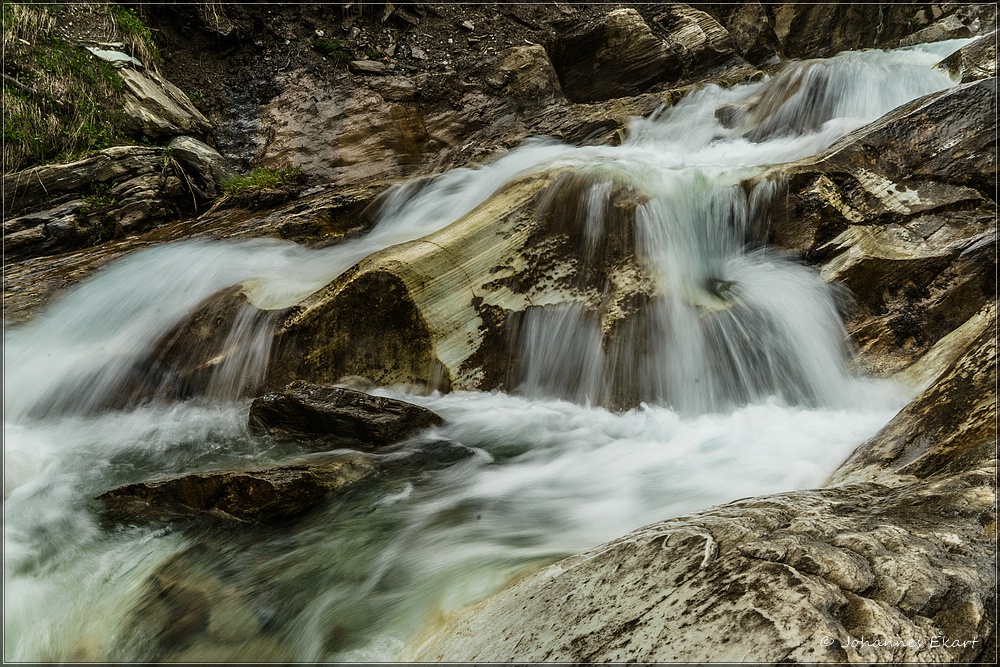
[404,467,995,663]
[938,30,998,83]
[404,324,997,661]
[118,68,213,139]
[830,302,997,485]
[247,381,444,449]
[98,450,381,524]
[3,181,385,326]
[549,7,743,103]
[266,170,654,401]
[759,77,997,375]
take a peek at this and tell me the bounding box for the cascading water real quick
[3,40,968,662]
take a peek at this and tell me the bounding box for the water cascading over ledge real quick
[4,36,991,664]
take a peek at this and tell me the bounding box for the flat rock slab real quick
[248,381,444,449]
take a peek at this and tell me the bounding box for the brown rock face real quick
[247,381,444,448]
[549,7,743,103]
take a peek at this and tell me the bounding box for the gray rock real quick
[118,68,213,139]
[247,381,444,449]
[167,136,233,199]
[348,59,388,75]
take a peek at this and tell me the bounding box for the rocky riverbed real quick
[3,3,996,663]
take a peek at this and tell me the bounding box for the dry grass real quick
[2,3,129,173]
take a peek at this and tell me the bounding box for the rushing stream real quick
[4,40,967,661]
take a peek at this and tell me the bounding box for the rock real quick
[167,136,234,200]
[86,46,143,69]
[899,13,974,47]
[410,46,428,60]
[348,59,388,75]
[758,78,997,375]
[404,465,995,663]
[266,170,654,403]
[2,181,385,326]
[118,68,213,139]
[938,31,998,83]
[830,302,997,485]
[1,146,200,260]
[489,44,565,109]
[403,320,996,661]
[459,20,474,32]
[98,450,381,524]
[247,381,444,448]
[549,7,743,103]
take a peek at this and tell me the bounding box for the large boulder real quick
[247,381,444,449]
[402,307,996,662]
[266,169,654,402]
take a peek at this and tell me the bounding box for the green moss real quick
[107,3,162,66]
[313,37,354,63]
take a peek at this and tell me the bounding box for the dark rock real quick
[549,7,743,103]
[98,450,380,524]
[247,381,444,448]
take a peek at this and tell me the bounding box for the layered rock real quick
[548,7,748,103]
[118,67,213,140]
[759,77,997,375]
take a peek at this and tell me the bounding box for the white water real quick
[3,40,966,661]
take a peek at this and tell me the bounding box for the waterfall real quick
[3,39,969,663]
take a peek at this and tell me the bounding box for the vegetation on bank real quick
[216,166,306,209]
[2,2,160,173]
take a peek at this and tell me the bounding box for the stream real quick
[3,39,968,662]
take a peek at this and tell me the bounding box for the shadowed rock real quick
[247,381,444,449]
